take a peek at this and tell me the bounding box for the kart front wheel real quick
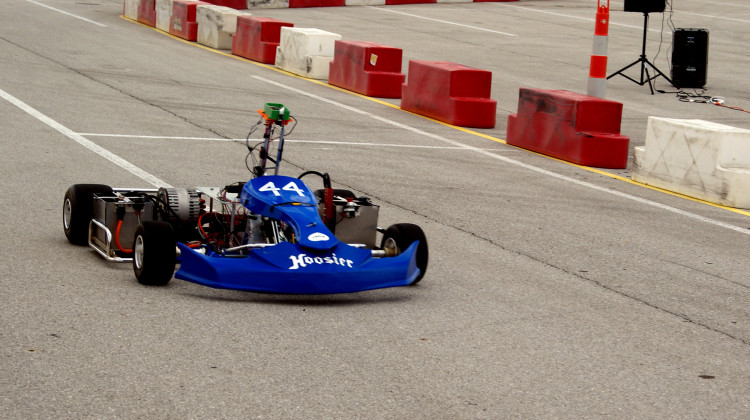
[381,223,428,283]
[133,221,176,286]
[63,184,114,245]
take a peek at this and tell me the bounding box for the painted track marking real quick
[489,2,661,32]
[0,88,170,187]
[78,133,507,151]
[367,6,517,37]
[26,0,107,27]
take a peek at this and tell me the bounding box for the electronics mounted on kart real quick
[262,102,291,122]
[63,103,429,294]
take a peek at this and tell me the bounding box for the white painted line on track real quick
[686,0,750,8]
[489,2,662,33]
[78,134,243,142]
[366,6,517,37]
[0,88,170,187]
[252,75,750,236]
[26,0,107,27]
[78,133,507,151]
[680,11,750,24]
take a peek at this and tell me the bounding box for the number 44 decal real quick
[258,181,305,197]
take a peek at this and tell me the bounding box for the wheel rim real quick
[134,235,144,270]
[383,237,400,255]
[63,198,72,230]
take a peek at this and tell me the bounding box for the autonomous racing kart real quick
[62,103,428,294]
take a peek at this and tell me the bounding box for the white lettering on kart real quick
[258,181,306,197]
[289,253,354,270]
[307,232,330,242]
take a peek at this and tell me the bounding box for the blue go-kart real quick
[62,103,428,294]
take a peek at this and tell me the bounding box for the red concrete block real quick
[290,0,345,7]
[169,0,207,42]
[400,60,497,128]
[199,0,245,8]
[231,17,293,64]
[137,0,156,27]
[506,88,629,169]
[328,41,405,99]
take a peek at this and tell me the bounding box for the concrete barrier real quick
[244,0,343,7]
[633,117,750,209]
[506,88,629,168]
[196,4,251,49]
[290,0,345,6]
[155,0,174,32]
[275,27,342,79]
[137,0,157,26]
[387,0,435,4]
[201,0,246,7]
[344,0,385,5]
[400,60,497,128]
[231,16,293,64]
[328,40,405,98]
[123,0,139,20]
[245,0,290,8]
[170,0,207,41]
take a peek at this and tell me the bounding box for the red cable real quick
[715,102,750,113]
[115,219,133,254]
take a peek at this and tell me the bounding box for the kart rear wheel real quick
[133,221,176,286]
[63,184,114,245]
[381,223,428,283]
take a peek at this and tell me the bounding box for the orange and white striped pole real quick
[587,0,610,98]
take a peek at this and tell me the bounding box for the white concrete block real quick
[155,0,173,32]
[123,0,139,20]
[246,0,290,8]
[633,117,750,209]
[196,5,251,49]
[274,27,342,79]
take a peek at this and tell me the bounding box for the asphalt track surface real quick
[1,0,749,418]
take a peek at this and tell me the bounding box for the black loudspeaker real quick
[624,0,666,13]
[671,28,709,88]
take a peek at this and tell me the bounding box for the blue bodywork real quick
[173,176,420,294]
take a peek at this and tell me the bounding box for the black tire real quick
[133,221,176,286]
[381,223,428,283]
[63,184,114,245]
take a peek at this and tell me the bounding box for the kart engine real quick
[158,187,202,225]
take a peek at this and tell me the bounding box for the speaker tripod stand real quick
[607,11,674,94]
